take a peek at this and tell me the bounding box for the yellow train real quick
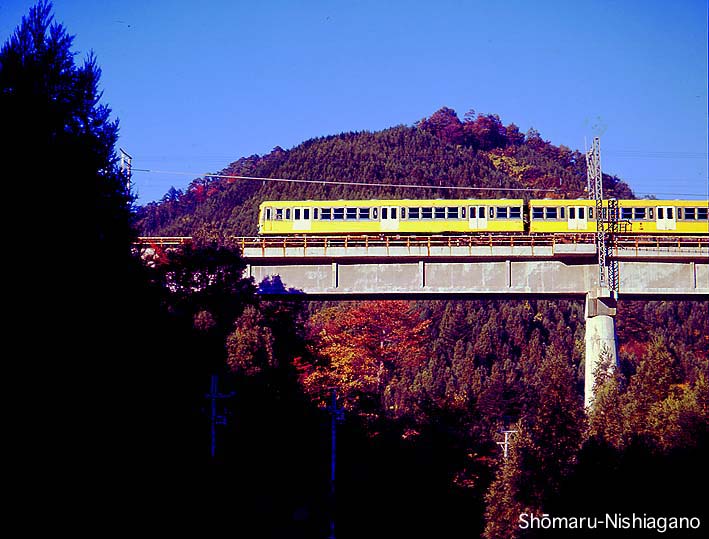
[257,199,709,235]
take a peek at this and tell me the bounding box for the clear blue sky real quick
[2,0,707,204]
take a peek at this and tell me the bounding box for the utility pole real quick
[496,429,517,459]
[586,137,619,292]
[205,374,235,460]
[327,388,345,539]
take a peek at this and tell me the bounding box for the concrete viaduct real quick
[138,234,709,407]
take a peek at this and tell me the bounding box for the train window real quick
[569,207,576,219]
[657,208,664,219]
[697,208,708,220]
[321,208,332,220]
[648,208,654,219]
[489,206,495,218]
[372,208,379,219]
[359,208,371,220]
[382,208,388,220]
[560,207,566,219]
[313,208,319,220]
[401,208,407,219]
[685,208,696,220]
[546,207,557,219]
[275,208,284,220]
[409,207,420,219]
[532,207,544,219]
[578,208,585,219]
[294,208,301,220]
[304,209,310,220]
[392,208,398,219]
[497,207,508,219]
[333,208,345,220]
[346,208,357,220]
[434,207,445,219]
[633,208,646,220]
[621,208,632,220]
[509,207,521,219]
[470,207,477,218]
[447,207,459,219]
[585,207,590,219]
[285,209,291,220]
[265,208,272,221]
[667,208,674,219]
[422,207,433,219]
[677,208,683,219]
[461,207,467,218]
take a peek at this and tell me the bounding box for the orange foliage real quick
[299,301,430,416]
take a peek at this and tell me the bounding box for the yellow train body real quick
[258,199,525,235]
[258,199,708,236]
[529,199,709,234]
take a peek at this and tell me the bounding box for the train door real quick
[260,207,273,233]
[381,206,400,231]
[293,207,312,231]
[468,205,488,230]
[656,206,676,230]
[568,206,588,230]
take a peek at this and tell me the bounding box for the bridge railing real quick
[133,235,708,258]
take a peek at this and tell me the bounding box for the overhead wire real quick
[131,168,560,193]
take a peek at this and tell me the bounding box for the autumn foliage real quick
[296,301,430,420]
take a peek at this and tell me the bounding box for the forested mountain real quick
[135,107,633,236]
[133,108,707,537]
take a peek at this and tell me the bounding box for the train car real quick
[529,199,709,235]
[258,199,526,235]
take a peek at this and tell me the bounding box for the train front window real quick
[265,208,272,221]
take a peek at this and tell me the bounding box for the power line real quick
[131,168,559,193]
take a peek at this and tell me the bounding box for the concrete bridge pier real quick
[584,288,618,409]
